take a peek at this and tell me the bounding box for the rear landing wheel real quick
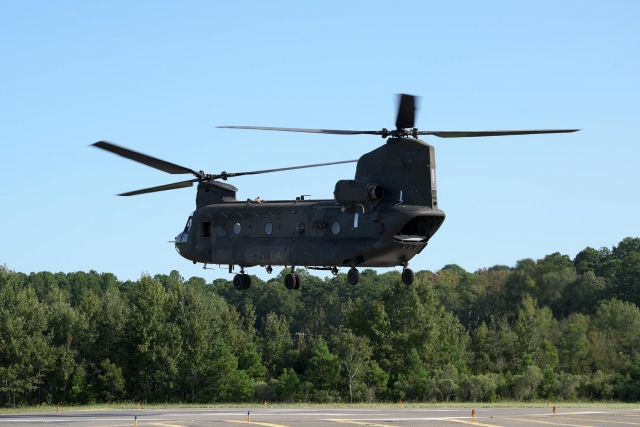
[293,273,301,290]
[401,268,415,285]
[242,274,251,290]
[233,274,245,290]
[347,268,360,286]
[284,273,296,290]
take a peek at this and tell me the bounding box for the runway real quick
[1,407,639,427]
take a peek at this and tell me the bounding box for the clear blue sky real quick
[1,1,638,282]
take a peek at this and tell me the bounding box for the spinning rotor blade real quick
[219,94,579,139]
[423,129,580,138]
[217,126,379,135]
[93,141,199,175]
[219,126,579,139]
[119,179,198,196]
[223,159,358,179]
[396,94,417,129]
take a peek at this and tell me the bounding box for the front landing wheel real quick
[233,274,245,290]
[347,268,360,286]
[401,268,415,285]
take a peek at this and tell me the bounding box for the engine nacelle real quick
[334,180,383,211]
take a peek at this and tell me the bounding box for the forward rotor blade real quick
[118,179,198,196]
[396,94,417,129]
[422,129,580,138]
[228,159,358,178]
[93,141,199,175]
[218,126,378,135]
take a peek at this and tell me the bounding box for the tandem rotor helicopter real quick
[93,94,578,291]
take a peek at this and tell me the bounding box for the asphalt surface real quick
[1,407,639,427]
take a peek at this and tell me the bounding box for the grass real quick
[1,400,639,414]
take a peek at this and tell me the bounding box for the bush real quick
[512,366,543,401]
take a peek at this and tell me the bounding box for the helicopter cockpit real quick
[174,214,193,256]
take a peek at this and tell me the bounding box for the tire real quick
[242,274,252,290]
[401,268,415,285]
[347,267,360,286]
[293,273,301,290]
[284,273,296,290]
[233,274,245,290]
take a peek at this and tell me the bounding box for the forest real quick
[2,237,640,407]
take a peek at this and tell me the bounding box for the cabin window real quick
[233,223,241,235]
[265,222,273,235]
[296,222,305,234]
[201,222,211,237]
[332,222,341,235]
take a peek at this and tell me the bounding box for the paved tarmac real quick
[1,406,639,427]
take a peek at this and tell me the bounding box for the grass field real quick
[1,400,638,414]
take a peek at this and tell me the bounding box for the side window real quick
[201,222,211,237]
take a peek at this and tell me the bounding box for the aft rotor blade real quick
[93,141,200,175]
[396,94,417,129]
[227,159,358,178]
[218,126,379,135]
[119,179,198,196]
[422,129,580,138]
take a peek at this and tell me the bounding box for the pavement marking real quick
[506,418,595,427]
[447,418,505,427]
[224,420,290,427]
[328,420,398,427]
[557,416,640,425]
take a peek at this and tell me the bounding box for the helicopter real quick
[93,94,578,291]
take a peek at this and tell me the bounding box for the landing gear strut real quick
[347,267,360,286]
[233,268,251,291]
[401,263,414,285]
[284,267,301,290]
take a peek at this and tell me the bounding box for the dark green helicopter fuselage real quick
[175,137,445,269]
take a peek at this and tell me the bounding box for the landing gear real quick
[401,267,415,285]
[284,267,301,290]
[284,273,301,290]
[233,268,251,291]
[284,273,295,290]
[347,267,360,286]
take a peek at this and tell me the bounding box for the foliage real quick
[2,237,640,405]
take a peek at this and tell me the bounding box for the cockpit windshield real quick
[184,217,193,232]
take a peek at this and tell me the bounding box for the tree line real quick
[1,237,640,407]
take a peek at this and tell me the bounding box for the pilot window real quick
[184,218,193,232]
[201,222,211,237]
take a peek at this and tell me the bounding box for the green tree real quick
[277,368,299,402]
[259,313,292,378]
[557,313,591,374]
[333,330,372,403]
[127,275,182,402]
[96,359,125,402]
[0,266,54,406]
[305,337,340,391]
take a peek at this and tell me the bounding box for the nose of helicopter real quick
[174,231,187,255]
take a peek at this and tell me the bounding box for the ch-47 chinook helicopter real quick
[93,94,578,291]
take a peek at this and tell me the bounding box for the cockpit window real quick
[184,217,192,232]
